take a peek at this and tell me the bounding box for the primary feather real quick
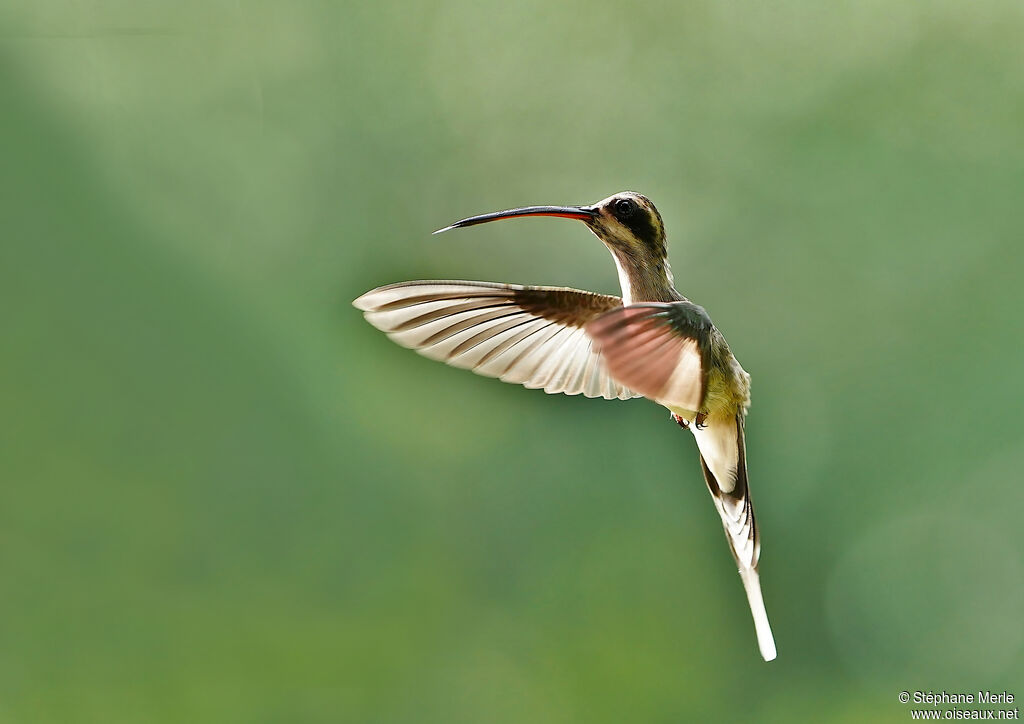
[354,280,640,400]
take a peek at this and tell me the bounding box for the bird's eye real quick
[613,198,637,218]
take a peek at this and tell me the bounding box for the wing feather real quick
[354,281,639,401]
[587,301,714,413]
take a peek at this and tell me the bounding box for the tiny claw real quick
[695,412,708,430]
[671,413,690,429]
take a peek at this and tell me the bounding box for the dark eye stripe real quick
[604,195,666,256]
[623,210,659,250]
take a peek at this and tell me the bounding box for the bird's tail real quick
[695,415,777,662]
[738,564,777,662]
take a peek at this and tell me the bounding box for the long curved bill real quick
[434,205,596,234]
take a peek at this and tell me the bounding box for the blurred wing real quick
[353,280,640,400]
[586,301,713,412]
[697,415,776,662]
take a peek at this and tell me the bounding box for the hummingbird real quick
[353,192,777,661]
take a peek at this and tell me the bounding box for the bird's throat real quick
[610,251,679,305]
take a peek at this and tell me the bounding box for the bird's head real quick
[581,192,667,263]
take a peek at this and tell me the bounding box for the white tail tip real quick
[740,567,777,662]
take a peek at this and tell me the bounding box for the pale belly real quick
[666,352,751,423]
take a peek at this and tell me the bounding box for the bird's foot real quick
[671,412,689,430]
[694,412,709,430]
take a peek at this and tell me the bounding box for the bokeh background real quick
[3,1,1023,721]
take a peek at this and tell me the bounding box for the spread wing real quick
[353,280,641,400]
[586,301,713,413]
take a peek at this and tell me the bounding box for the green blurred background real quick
[3,1,1023,721]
